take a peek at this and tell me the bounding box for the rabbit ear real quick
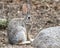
[22,3,28,15]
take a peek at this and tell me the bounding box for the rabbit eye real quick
[28,17,30,19]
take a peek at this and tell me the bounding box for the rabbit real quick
[7,2,32,45]
[7,18,32,45]
[31,26,60,48]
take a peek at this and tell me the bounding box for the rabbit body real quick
[32,26,60,48]
[7,18,27,44]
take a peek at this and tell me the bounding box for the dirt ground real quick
[0,0,60,48]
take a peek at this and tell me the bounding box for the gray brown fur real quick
[7,18,31,44]
[31,26,60,48]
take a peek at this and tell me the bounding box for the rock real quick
[31,26,60,48]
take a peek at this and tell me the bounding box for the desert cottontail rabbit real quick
[7,2,32,45]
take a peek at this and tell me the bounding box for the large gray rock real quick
[32,26,60,48]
